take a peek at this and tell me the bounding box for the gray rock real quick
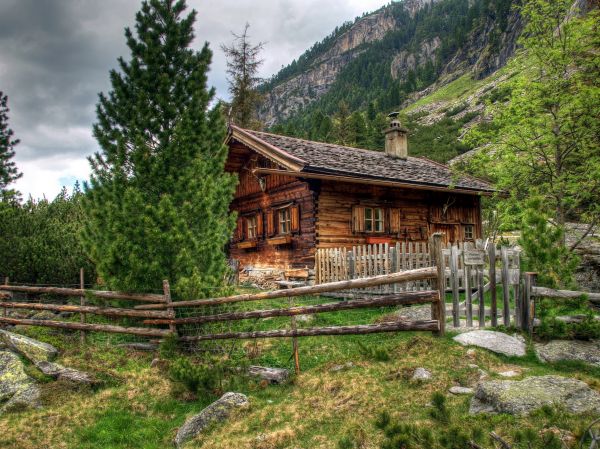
[35,361,97,385]
[449,386,474,395]
[535,340,600,367]
[330,362,354,372]
[117,342,158,352]
[174,392,249,447]
[498,370,520,378]
[412,367,432,381]
[454,330,526,357]
[248,366,289,384]
[0,329,58,364]
[0,350,40,414]
[469,375,600,415]
[30,311,58,321]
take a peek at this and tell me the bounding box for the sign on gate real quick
[463,249,486,266]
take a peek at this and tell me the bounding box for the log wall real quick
[227,143,317,271]
[316,181,482,248]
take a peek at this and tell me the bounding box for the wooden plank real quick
[163,280,177,336]
[478,267,485,328]
[144,291,440,325]
[136,267,439,310]
[488,244,497,327]
[531,286,600,304]
[0,317,171,337]
[0,301,172,318]
[465,264,472,327]
[0,285,166,303]
[178,320,440,342]
[501,246,511,327]
[450,245,460,327]
[79,268,86,345]
[429,233,446,336]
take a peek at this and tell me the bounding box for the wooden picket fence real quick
[315,239,525,329]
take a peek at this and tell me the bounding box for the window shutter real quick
[266,209,275,236]
[290,205,300,233]
[352,206,365,233]
[236,216,245,241]
[256,212,264,237]
[389,208,401,234]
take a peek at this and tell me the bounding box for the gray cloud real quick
[0,0,387,198]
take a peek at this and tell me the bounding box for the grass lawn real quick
[0,293,598,449]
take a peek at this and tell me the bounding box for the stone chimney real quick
[384,112,408,159]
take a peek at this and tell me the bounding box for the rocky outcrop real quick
[0,350,40,414]
[174,392,249,447]
[535,340,600,367]
[0,329,58,364]
[391,37,441,80]
[259,9,397,127]
[453,330,526,357]
[470,376,600,415]
[248,366,289,384]
[35,361,97,385]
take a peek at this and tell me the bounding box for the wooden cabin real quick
[225,117,494,278]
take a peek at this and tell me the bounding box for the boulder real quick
[0,350,40,414]
[412,367,432,381]
[330,362,354,372]
[469,375,600,415]
[117,342,158,352]
[449,386,474,395]
[0,330,58,364]
[454,330,526,357]
[30,311,58,321]
[174,392,249,447]
[248,366,289,384]
[535,340,600,367]
[35,361,97,385]
[498,370,520,378]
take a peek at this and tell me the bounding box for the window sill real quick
[267,235,292,246]
[237,241,258,249]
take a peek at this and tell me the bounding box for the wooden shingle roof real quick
[228,126,495,195]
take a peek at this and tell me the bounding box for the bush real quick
[357,341,390,362]
[169,357,219,396]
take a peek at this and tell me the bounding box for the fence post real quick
[163,280,178,337]
[523,272,537,335]
[449,245,460,327]
[79,268,86,345]
[488,243,497,327]
[501,246,511,327]
[2,277,8,318]
[429,233,445,336]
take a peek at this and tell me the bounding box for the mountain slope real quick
[258,0,520,131]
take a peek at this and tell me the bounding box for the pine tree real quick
[333,101,352,146]
[221,23,264,129]
[0,92,22,201]
[82,0,237,298]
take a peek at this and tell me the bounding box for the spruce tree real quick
[221,23,264,129]
[0,92,22,201]
[82,0,237,298]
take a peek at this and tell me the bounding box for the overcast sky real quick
[0,0,389,200]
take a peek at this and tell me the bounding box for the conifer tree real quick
[221,23,264,129]
[0,92,22,201]
[82,0,237,298]
[333,101,352,146]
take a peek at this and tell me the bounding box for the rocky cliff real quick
[259,8,397,128]
[258,0,522,128]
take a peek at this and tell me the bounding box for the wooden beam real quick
[0,301,171,319]
[143,291,439,325]
[0,285,166,303]
[135,267,438,310]
[0,317,171,337]
[178,320,439,342]
[252,168,495,196]
[531,286,600,304]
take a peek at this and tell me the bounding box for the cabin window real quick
[464,224,474,240]
[278,207,291,235]
[247,215,258,239]
[365,207,384,233]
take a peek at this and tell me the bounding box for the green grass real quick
[0,292,598,449]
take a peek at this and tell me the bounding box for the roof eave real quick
[227,126,306,172]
